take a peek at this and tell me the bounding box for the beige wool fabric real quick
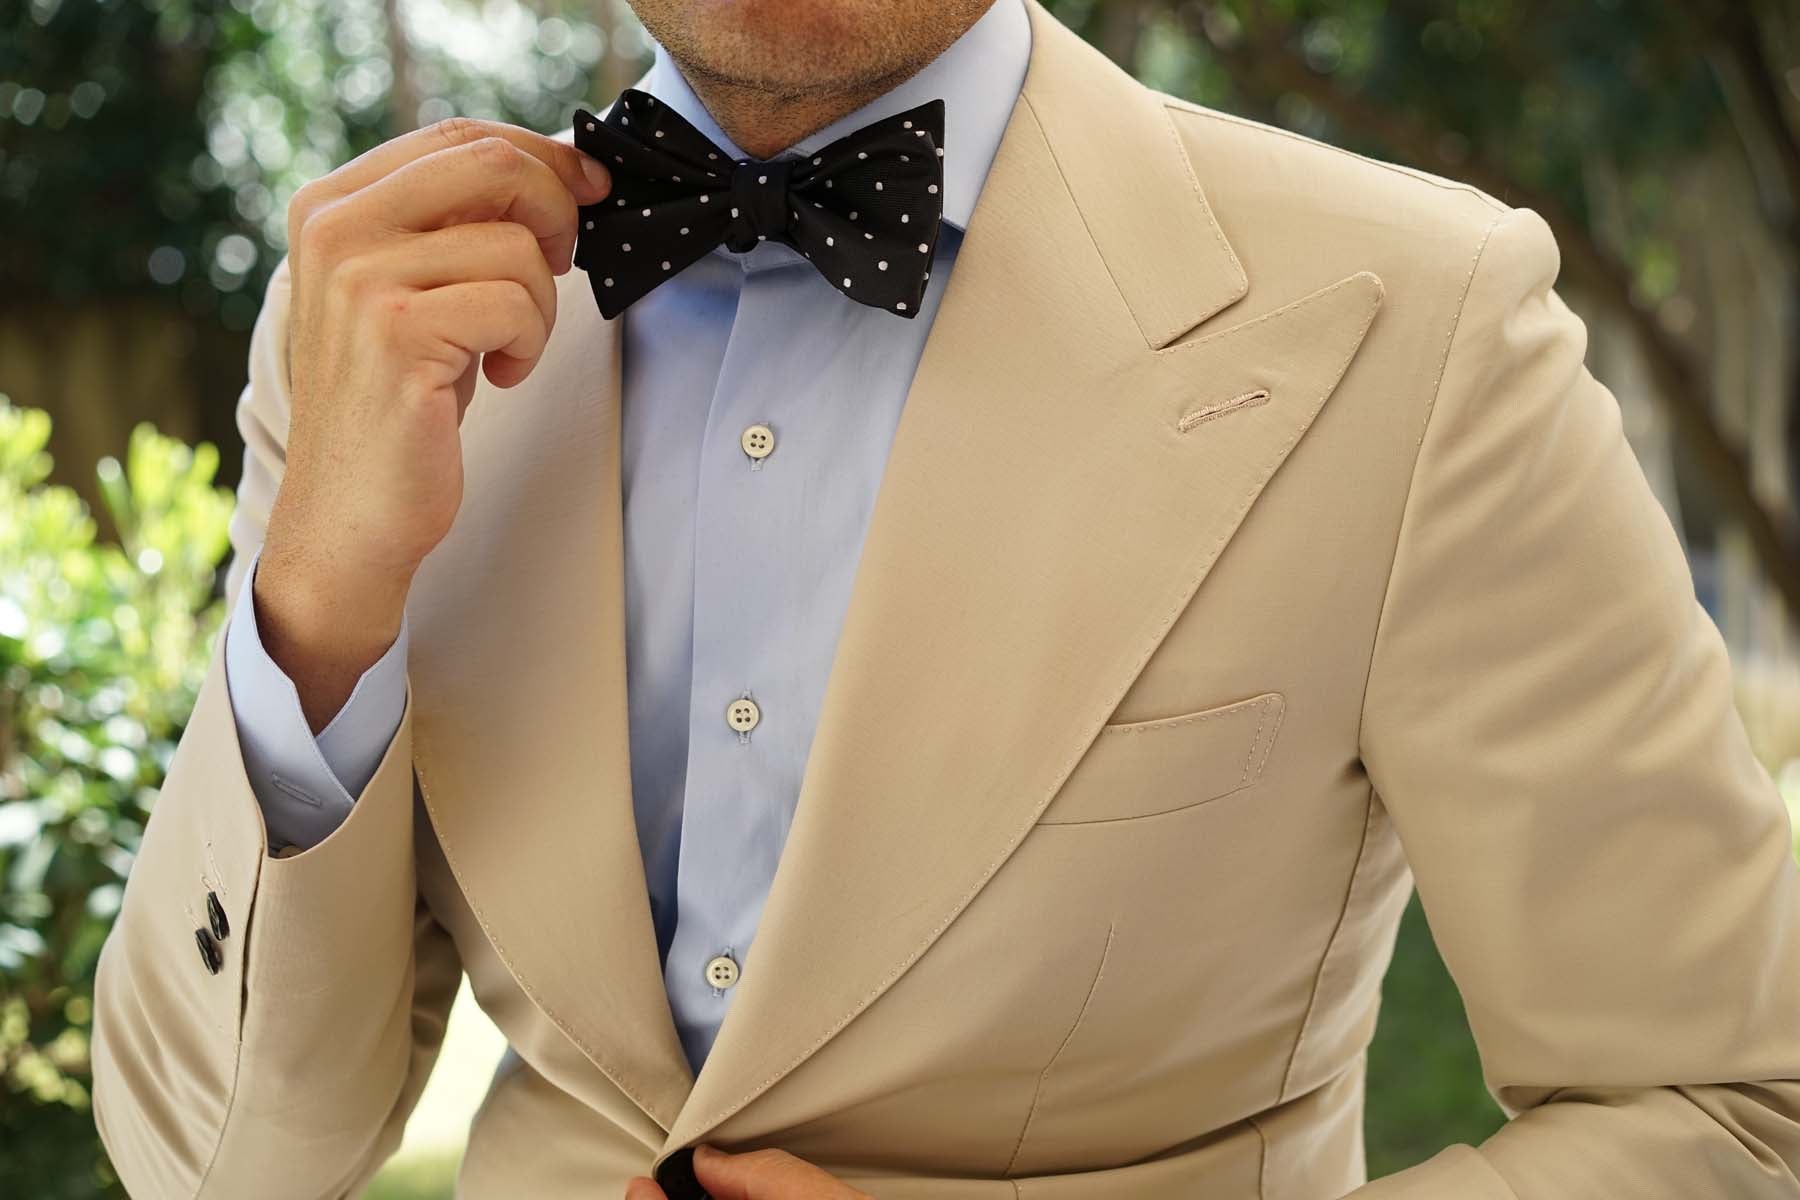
[90,1,1800,1195]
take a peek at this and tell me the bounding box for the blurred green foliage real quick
[0,397,233,1199]
[2,0,623,329]
[365,1152,462,1200]
[1,0,265,323]
[1367,896,1505,1175]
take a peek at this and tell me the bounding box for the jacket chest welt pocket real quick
[1036,692,1286,825]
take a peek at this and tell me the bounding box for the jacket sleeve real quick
[90,255,465,1199]
[1350,205,1800,1198]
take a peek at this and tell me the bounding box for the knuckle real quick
[328,252,379,300]
[398,378,448,422]
[528,252,558,297]
[429,114,487,148]
[550,186,579,223]
[500,221,540,257]
[499,278,532,315]
[508,282,549,342]
[539,271,558,322]
[296,198,354,258]
[466,135,521,174]
[285,182,322,245]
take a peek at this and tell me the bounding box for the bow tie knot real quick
[727,158,794,251]
[573,89,946,319]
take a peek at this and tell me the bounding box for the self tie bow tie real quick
[571,89,946,320]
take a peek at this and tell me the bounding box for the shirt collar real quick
[634,0,1029,240]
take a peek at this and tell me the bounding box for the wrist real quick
[252,534,415,729]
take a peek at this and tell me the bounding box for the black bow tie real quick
[571,89,946,320]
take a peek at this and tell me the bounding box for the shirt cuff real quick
[222,544,410,852]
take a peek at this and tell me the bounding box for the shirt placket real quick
[664,259,815,1071]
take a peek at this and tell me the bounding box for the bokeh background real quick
[5,0,1800,1196]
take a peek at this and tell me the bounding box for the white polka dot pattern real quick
[572,88,946,320]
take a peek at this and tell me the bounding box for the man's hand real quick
[255,117,611,729]
[623,1144,873,1200]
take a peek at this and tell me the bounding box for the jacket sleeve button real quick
[206,891,230,940]
[194,928,223,975]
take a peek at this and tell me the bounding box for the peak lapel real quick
[659,0,1384,1160]
[406,297,696,1132]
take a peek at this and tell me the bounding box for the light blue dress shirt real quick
[222,0,1031,1075]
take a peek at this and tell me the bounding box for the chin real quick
[690,0,865,42]
[635,0,972,95]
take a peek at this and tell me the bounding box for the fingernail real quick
[579,155,611,195]
[692,1143,720,1162]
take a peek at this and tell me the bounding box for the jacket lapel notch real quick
[1014,0,1247,347]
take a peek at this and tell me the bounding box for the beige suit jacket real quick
[90,2,1800,1195]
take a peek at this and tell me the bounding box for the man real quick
[88,0,1800,1195]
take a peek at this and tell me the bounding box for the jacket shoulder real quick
[1162,93,1506,223]
[1159,93,1510,277]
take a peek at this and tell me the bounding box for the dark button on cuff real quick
[206,891,229,941]
[194,927,223,975]
[653,1146,713,1200]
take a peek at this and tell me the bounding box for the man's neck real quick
[661,20,984,160]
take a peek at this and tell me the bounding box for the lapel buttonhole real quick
[1178,387,1271,433]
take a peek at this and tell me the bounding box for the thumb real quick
[690,1144,846,1200]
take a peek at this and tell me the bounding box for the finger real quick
[308,116,609,210]
[399,279,551,391]
[622,1177,667,1200]
[691,1145,860,1200]
[353,137,584,269]
[347,222,559,336]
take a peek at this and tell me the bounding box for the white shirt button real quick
[726,696,761,733]
[705,954,741,989]
[741,423,775,460]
